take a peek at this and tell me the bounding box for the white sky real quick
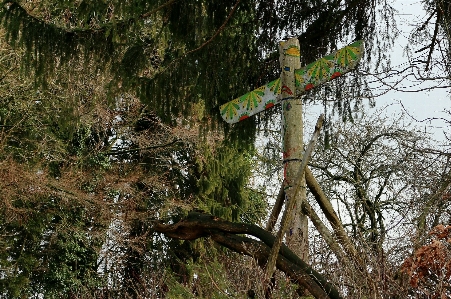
[252,0,450,234]
[302,0,450,142]
[371,0,450,142]
[255,0,450,194]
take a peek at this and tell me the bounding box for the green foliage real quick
[0,192,106,298]
[165,243,236,299]
[0,0,390,127]
[0,1,264,130]
[196,142,256,221]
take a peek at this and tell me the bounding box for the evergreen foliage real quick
[0,0,400,127]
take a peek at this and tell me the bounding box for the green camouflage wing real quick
[219,40,364,124]
[295,40,364,94]
[219,78,282,123]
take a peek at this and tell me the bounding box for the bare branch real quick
[104,139,181,156]
[153,211,342,299]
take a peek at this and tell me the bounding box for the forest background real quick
[0,0,450,298]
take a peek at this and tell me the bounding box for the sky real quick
[254,0,450,195]
[301,0,450,143]
[370,0,450,142]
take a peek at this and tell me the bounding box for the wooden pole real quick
[279,38,309,261]
[265,114,324,282]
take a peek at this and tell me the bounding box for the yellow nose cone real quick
[285,46,300,57]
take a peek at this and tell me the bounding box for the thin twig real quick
[140,0,178,19]
[183,0,241,57]
[105,139,181,155]
[161,0,241,73]
[426,9,441,71]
